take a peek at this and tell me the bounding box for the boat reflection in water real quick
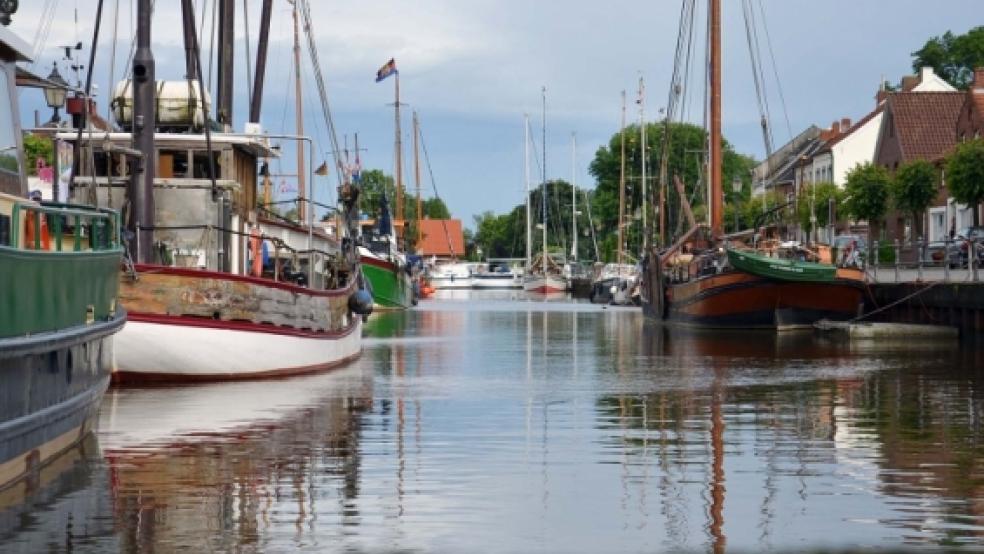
[596,324,984,550]
[97,366,373,551]
[0,434,118,551]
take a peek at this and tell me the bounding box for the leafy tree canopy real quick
[912,26,984,89]
[946,138,984,225]
[891,159,938,236]
[22,134,54,176]
[844,162,891,224]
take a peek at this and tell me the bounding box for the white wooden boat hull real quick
[428,275,473,289]
[523,275,568,294]
[471,274,522,289]
[114,317,362,382]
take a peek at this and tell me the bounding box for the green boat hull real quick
[361,257,414,309]
[726,247,836,282]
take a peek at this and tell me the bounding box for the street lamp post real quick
[731,176,742,233]
[43,62,68,124]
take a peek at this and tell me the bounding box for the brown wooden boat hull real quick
[644,269,865,330]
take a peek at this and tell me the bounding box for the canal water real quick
[3,291,984,552]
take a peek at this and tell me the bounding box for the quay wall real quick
[866,282,984,333]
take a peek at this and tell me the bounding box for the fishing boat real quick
[640,0,864,330]
[0,20,125,489]
[359,194,415,309]
[360,57,416,309]
[62,0,369,382]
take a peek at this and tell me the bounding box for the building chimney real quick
[975,67,984,90]
[920,66,933,83]
[840,117,852,131]
[901,75,918,92]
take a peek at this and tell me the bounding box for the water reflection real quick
[3,298,984,551]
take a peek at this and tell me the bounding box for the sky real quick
[9,0,982,228]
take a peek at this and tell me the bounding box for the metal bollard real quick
[973,238,979,282]
[944,236,950,282]
[894,239,900,283]
[917,238,923,281]
[873,240,879,281]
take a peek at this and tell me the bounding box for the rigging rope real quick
[241,0,252,115]
[755,0,793,142]
[298,0,345,188]
[417,120,458,259]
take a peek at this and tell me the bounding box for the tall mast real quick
[291,1,306,222]
[618,91,626,268]
[395,73,404,227]
[216,0,234,129]
[250,0,273,123]
[710,0,723,237]
[639,76,648,253]
[413,111,422,251]
[130,0,155,263]
[525,114,531,270]
[571,132,577,262]
[541,86,547,262]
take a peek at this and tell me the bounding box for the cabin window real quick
[0,213,9,246]
[158,149,190,178]
[192,150,222,179]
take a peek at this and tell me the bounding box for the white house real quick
[794,67,956,192]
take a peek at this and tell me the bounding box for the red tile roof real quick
[417,219,465,257]
[886,92,964,162]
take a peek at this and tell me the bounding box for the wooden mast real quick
[618,91,626,268]
[290,0,306,222]
[525,114,531,271]
[710,0,723,237]
[395,73,404,226]
[413,111,422,251]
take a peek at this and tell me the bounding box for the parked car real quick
[952,226,984,268]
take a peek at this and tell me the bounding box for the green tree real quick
[946,138,984,226]
[844,163,892,243]
[912,26,984,89]
[22,134,54,176]
[796,182,844,239]
[891,159,938,238]
[589,121,756,252]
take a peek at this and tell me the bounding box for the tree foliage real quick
[22,134,54,176]
[946,138,984,226]
[358,168,450,221]
[844,163,891,239]
[795,182,844,236]
[891,159,938,237]
[589,121,756,249]
[912,26,984,89]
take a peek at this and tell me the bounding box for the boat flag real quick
[375,58,398,82]
[314,161,329,176]
[351,149,362,183]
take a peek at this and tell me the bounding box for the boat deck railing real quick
[3,198,121,253]
[866,237,984,284]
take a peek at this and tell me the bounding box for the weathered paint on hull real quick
[361,257,414,309]
[116,264,362,383]
[646,269,865,330]
[0,314,122,491]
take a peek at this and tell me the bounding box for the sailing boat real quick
[62,0,369,381]
[359,59,416,308]
[523,89,568,294]
[591,92,638,305]
[640,0,864,330]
